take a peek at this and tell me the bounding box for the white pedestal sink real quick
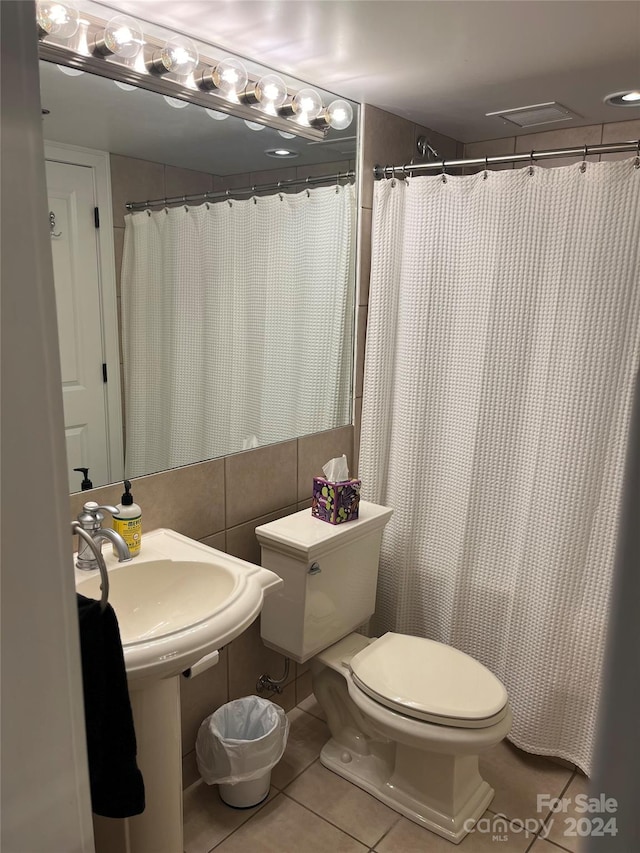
[75,528,282,853]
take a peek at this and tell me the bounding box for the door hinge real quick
[94,206,100,229]
[102,363,108,383]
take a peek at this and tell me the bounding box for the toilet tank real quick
[257,500,393,663]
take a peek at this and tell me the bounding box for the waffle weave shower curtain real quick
[360,159,640,774]
[121,184,354,477]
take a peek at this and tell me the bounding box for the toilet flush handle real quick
[308,562,322,575]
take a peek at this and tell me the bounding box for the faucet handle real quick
[77,501,120,528]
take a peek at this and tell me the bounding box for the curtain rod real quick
[373,141,640,178]
[126,170,355,211]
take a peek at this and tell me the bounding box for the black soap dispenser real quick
[74,467,93,491]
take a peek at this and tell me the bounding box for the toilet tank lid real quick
[255,500,393,560]
[349,633,508,723]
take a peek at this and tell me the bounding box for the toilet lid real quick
[349,633,508,728]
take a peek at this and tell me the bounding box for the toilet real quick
[257,500,511,845]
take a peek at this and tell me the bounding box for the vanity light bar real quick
[35,7,350,140]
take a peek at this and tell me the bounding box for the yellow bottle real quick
[112,480,142,557]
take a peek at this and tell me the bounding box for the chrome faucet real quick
[74,501,132,570]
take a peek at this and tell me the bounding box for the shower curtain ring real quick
[391,164,397,187]
[483,156,489,180]
[441,160,447,183]
[635,139,640,169]
[580,145,588,173]
[529,151,535,176]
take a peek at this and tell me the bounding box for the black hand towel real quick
[77,593,145,818]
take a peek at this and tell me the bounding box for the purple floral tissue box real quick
[311,477,361,524]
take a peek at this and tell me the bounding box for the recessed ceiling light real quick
[604,90,640,107]
[265,148,299,158]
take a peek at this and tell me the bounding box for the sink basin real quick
[75,527,282,682]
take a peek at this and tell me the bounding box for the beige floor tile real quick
[541,771,592,853]
[213,793,367,852]
[528,839,573,852]
[270,707,330,789]
[297,691,327,721]
[183,780,276,853]
[285,759,400,847]
[480,741,573,824]
[375,811,533,852]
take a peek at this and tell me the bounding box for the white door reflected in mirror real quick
[46,156,122,491]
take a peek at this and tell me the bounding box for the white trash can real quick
[196,696,289,808]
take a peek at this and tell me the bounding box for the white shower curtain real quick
[360,159,640,774]
[121,184,355,477]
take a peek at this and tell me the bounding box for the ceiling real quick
[96,0,640,143]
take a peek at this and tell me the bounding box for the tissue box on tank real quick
[312,478,361,524]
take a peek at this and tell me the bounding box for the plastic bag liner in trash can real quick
[196,696,289,808]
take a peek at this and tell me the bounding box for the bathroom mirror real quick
[39,53,358,493]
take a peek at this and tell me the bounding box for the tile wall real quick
[463,117,640,169]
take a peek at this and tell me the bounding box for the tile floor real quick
[184,695,587,853]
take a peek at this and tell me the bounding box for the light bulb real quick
[199,58,248,101]
[164,96,189,109]
[326,99,353,130]
[150,35,199,76]
[244,120,266,131]
[114,80,138,92]
[278,131,296,139]
[622,91,640,102]
[205,109,229,121]
[241,74,288,112]
[94,14,143,59]
[36,1,79,39]
[290,88,323,123]
[256,75,287,110]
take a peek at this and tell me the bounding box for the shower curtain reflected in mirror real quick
[360,159,640,774]
[122,184,355,477]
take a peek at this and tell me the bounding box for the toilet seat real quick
[349,633,508,729]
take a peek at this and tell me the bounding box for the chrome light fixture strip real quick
[38,16,328,142]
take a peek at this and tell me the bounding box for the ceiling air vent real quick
[486,102,578,128]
